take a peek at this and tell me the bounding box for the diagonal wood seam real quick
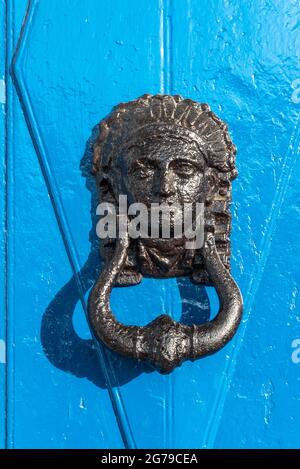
[10,0,136,449]
[203,112,300,448]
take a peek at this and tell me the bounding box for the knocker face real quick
[89,94,243,373]
[124,136,205,206]
[115,130,218,210]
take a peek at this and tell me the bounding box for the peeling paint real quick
[0,340,6,364]
[79,397,87,410]
[261,381,275,426]
[0,79,5,104]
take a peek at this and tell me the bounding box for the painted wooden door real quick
[1,0,300,448]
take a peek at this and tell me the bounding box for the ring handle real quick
[88,232,243,373]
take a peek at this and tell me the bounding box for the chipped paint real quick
[0,340,6,364]
[0,79,5,104]
[261,381,275,426]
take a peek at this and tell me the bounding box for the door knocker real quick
[88,94,243,373]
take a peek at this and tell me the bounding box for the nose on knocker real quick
[88,94,243,373]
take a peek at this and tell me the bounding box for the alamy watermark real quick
[291,78,300,104]
[96,195,205,249]
[291,339,300,364]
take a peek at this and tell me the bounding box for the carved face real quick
[118,134,216,207]
[93,95,235,283]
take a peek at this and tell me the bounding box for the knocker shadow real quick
[40,127,211,388]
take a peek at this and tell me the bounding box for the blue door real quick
[1,0,300,449]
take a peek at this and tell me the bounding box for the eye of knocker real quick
[88,94,243,373]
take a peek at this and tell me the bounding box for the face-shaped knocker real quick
[88,94,243,373]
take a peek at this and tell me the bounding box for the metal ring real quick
[88,232,243,373]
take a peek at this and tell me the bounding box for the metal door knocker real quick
[88,94,243,373]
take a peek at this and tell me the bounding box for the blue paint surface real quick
[0,0,6,449]
[1,0,300,448]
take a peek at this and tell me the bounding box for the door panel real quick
[5,0,126,449]
[0,0,6,449]
[170,0,300,448]
[2,0,300,448]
